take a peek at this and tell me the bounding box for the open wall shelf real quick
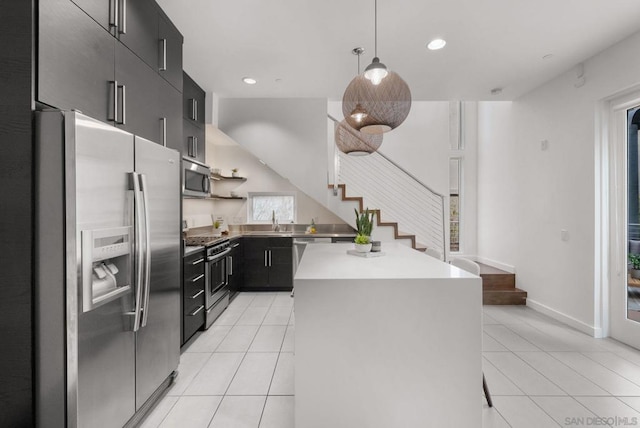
[211,173,247,181]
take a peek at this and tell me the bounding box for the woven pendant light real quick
[342,73,411,134]
[341,0,411,134]
[335,119,383,156]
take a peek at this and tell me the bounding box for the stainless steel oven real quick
[204,239,231,328]
[182,157,211,198]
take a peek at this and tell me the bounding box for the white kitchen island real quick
[294,242,482,428]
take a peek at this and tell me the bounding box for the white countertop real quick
[295,242,476,280]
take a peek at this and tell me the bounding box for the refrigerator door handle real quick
[140,173,152,327]
[125,172,144,331]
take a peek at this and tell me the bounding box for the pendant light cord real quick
[374,0,378,57]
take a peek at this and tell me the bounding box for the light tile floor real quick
[141,293,640,428]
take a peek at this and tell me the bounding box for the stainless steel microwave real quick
[182,157,211,198]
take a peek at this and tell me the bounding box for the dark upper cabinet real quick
[183,72,205,128]
[183,119,206,162]
[72,0,173,74]
[158,11,183,91]
[115,41,159,142]
[64,0,185,90]
[70,0,114,32]
[158,76,183,151]
[39,0,183,148]
[39,0,116,122]
[182,72,206,161]
[117,0,159,69]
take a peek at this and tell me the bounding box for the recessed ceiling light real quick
[490,87,503,95]
[242,77,257,85]
[427,38,446,50]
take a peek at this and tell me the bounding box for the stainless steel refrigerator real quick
[35,111,181,428]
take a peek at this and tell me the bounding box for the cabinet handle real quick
[189,305,204,316]
[192,258,204,265]
[228,256,233,276]
[119,0,127,34]
[116,84,126,125]
[161,117,167,147]
[109,80,118,122]
[110,0,119,30]
[269,250,272,267]
[190,290,204,299]
[191,274,204,283]
[190,99,197,121]
[159,38,167,71]
[187,136,194,157]
[264,250,267,267]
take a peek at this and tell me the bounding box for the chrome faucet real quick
[272,210,280,232]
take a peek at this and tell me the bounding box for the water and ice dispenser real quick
[81,226,133,312]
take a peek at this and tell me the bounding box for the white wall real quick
[183,125,345,228]
[477,29,640,336]
[218,98,329,206]
[477,102,517,269]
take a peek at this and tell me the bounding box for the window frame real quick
[247,191,297,224]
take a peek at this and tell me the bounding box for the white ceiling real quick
[157,0,640,101]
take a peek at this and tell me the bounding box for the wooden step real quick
[483,288,527,305]
[477,262,526,305]
[478,263,516,290]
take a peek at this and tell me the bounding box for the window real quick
[449,158,461,252]
[248,192,296,224]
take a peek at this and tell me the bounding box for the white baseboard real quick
[471,256,516,273]
[526,298,603,338]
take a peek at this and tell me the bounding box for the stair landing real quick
[478,263,527,305]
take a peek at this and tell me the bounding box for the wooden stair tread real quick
[483,288,527,305]
[478,262,516,290]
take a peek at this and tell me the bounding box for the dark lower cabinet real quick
[243,237,293,291]
[228,240,244,299]
[182,250,206,345]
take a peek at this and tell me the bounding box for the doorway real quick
[608,96,640,348]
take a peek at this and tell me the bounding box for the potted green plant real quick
[354,208,374,252]
[213,220,222,237]
[630,253,640,279]
[231,168,239,178]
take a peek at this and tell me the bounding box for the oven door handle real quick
[207,247,232,261]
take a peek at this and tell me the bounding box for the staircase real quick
[326,115,526,305]
[478,263,527,305]
[329,184,426,251]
